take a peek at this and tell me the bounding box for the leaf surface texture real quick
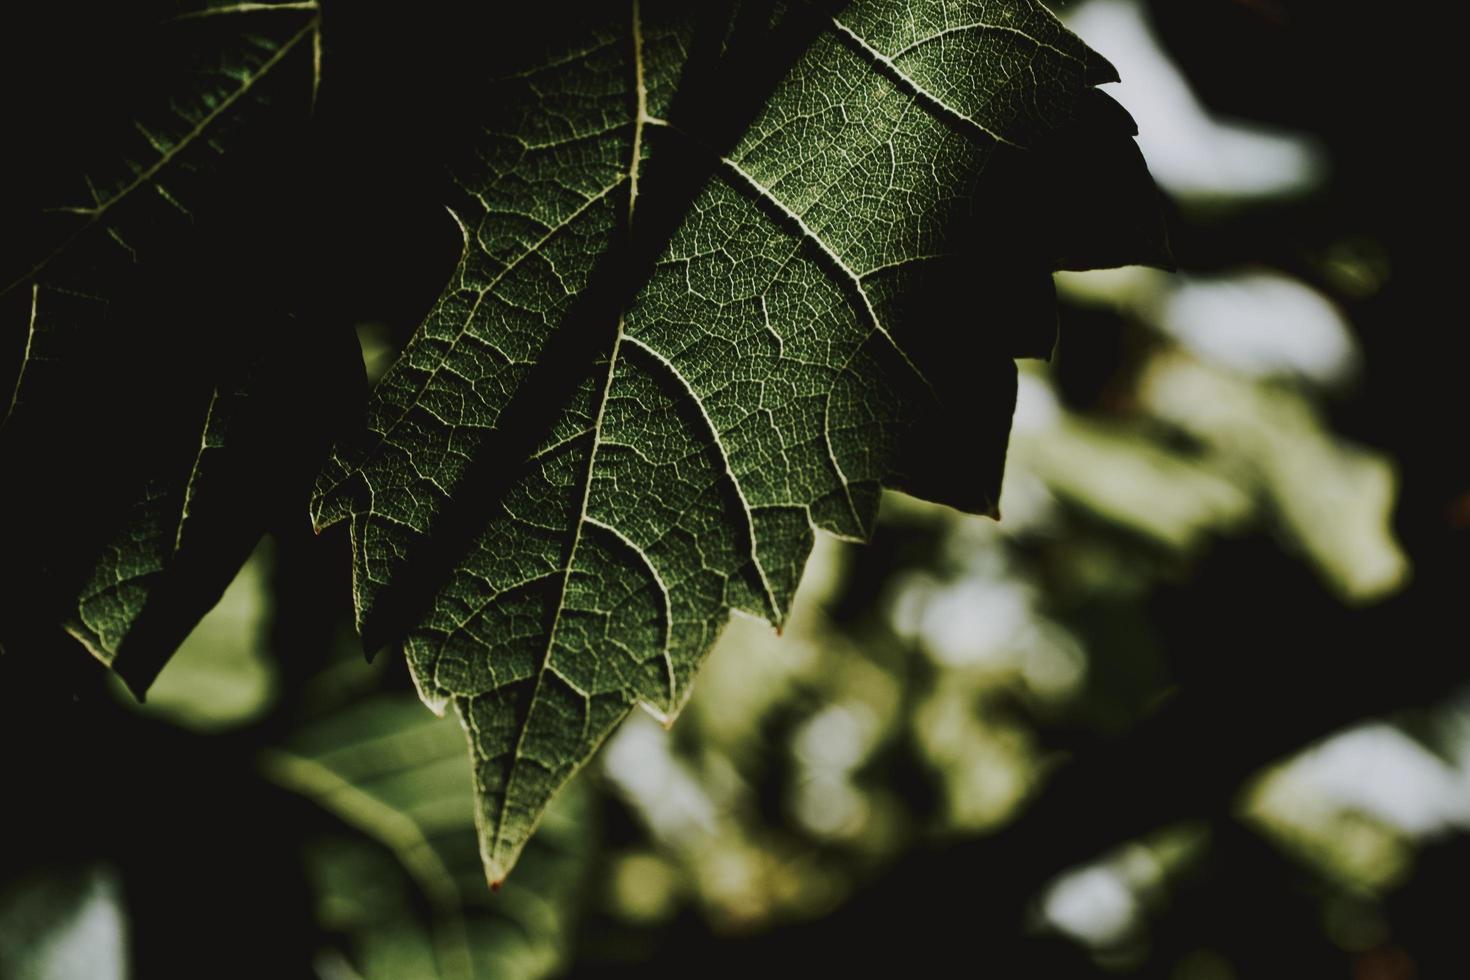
[312,0,1135,881]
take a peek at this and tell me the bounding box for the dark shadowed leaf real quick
[0,2,361,692]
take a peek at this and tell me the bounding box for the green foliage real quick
[268,695,593,979]
[10,2,1466,975]
[1,0,1163,888]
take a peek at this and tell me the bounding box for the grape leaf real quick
[312,0,1163,883]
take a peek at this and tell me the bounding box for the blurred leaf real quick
[1140,353,1407,601]
[0,866,128,980]
[1010,371,1252,552]
[263,695,593,980]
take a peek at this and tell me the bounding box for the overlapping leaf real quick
[312,0,1159,883]
[0,1,328,685]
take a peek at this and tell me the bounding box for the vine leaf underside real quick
[312,0,1167,883]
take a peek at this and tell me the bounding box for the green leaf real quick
[264,695,592,980]
[54,327,360,695]
[312,0,1161,883]
[0,865,128,980]
[63,384,241,668]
